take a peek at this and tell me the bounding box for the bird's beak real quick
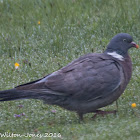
[131,42,139,48]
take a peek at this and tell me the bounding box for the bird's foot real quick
[92,110,117,119]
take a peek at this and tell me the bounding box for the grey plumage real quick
[0,33,138,120]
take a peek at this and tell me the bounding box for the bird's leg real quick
[116,100,119,111]
[92,110,117,119]
[77,112,84,121]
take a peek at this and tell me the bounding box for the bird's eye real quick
[123,39,127,42]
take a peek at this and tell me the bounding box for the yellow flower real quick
[38,21,40,25]
[131,103,136,108]
[15,63,19,69]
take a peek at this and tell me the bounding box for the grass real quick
[0,0,140,139]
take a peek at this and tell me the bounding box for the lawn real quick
[0,0,140,139]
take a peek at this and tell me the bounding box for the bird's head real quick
[105,33,139,57]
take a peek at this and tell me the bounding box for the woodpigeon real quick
[0,33,139,120]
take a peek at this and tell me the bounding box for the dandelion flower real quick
[38,21,40,25]
[15,63,19,69]
[131,103,136,108]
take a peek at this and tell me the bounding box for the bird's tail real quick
[0,89,46,101]
[0,89,67,107]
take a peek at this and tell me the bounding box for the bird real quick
[0,33,139,120]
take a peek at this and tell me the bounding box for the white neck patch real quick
[107,51,124,61]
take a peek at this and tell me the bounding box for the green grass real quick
[0,0,140,139]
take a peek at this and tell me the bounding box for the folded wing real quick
[16,53,123,101]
